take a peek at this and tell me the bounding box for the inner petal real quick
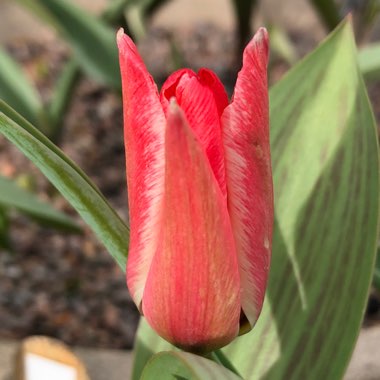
[160,69,229,196]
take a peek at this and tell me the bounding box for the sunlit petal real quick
[222,28,273,328]
[143,102,241,351]
[117,30,165,309]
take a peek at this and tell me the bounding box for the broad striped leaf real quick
[131,21,380,380]
[226,20,379,380]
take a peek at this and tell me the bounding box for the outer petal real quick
[222,28,273,330]
[160,69,229,196]
[117,29,165,309]
[142,102,241,352]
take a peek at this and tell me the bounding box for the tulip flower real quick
[117,28,273,352]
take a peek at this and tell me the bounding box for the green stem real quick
[209,350,242,378]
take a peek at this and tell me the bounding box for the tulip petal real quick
[117,30,166,308]
[197,68,229,117]
[159,68,195,114]
[222,28,273,329]
[160,69,229,196]
[142,102,241,352]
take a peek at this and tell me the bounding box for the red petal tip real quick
[254,27,269,56]
[116,28,125,44]
[116,29,136,54]
[117,27,124,37]
[256,27,268,41]
[243,27,269,70]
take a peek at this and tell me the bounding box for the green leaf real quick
[230,0,257,56]
[131,21,380,380]
[14,0,60,29]
[123,0,171,41]
[0,207,11,250]
[141,351,241,380]
[0,102,129,270]
[141,0,171,18]
[124,5,147,41]
[0,47,43,127]
[269,25,298,66]
[102,0,131,25]
[309,0,341,30]
[24,0,120,89]
[132,318,176,380]
[373,246,380,291]
[223,20,379,380]
[350,0,380,42]
[0,175,80,232]
[48,59,81,141]
[358,43,380,81]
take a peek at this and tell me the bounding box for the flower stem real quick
[209,350,242,378]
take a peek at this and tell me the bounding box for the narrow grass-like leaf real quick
[14,0,60,29]
[374,247,380,291]
[141,351,241,380]
[309,0,341,30]
[358,42,380,81]
[0,175,80,232]
[0,108,129,269]
[0,100,105,200]
[0,207,10,250]
[48,59,80,141]
[269,25,298,65]
[131,21,380,380]
[102,0,130,25]
[0,47,43,127]
[230,0,257,57]
[142,0,171,17]
[25,0,120,89]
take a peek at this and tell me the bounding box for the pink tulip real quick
[117,28,273,352]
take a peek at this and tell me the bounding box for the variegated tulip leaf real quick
[131,21,379,380]
[0,103,129,270]
[141,351,241,380]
